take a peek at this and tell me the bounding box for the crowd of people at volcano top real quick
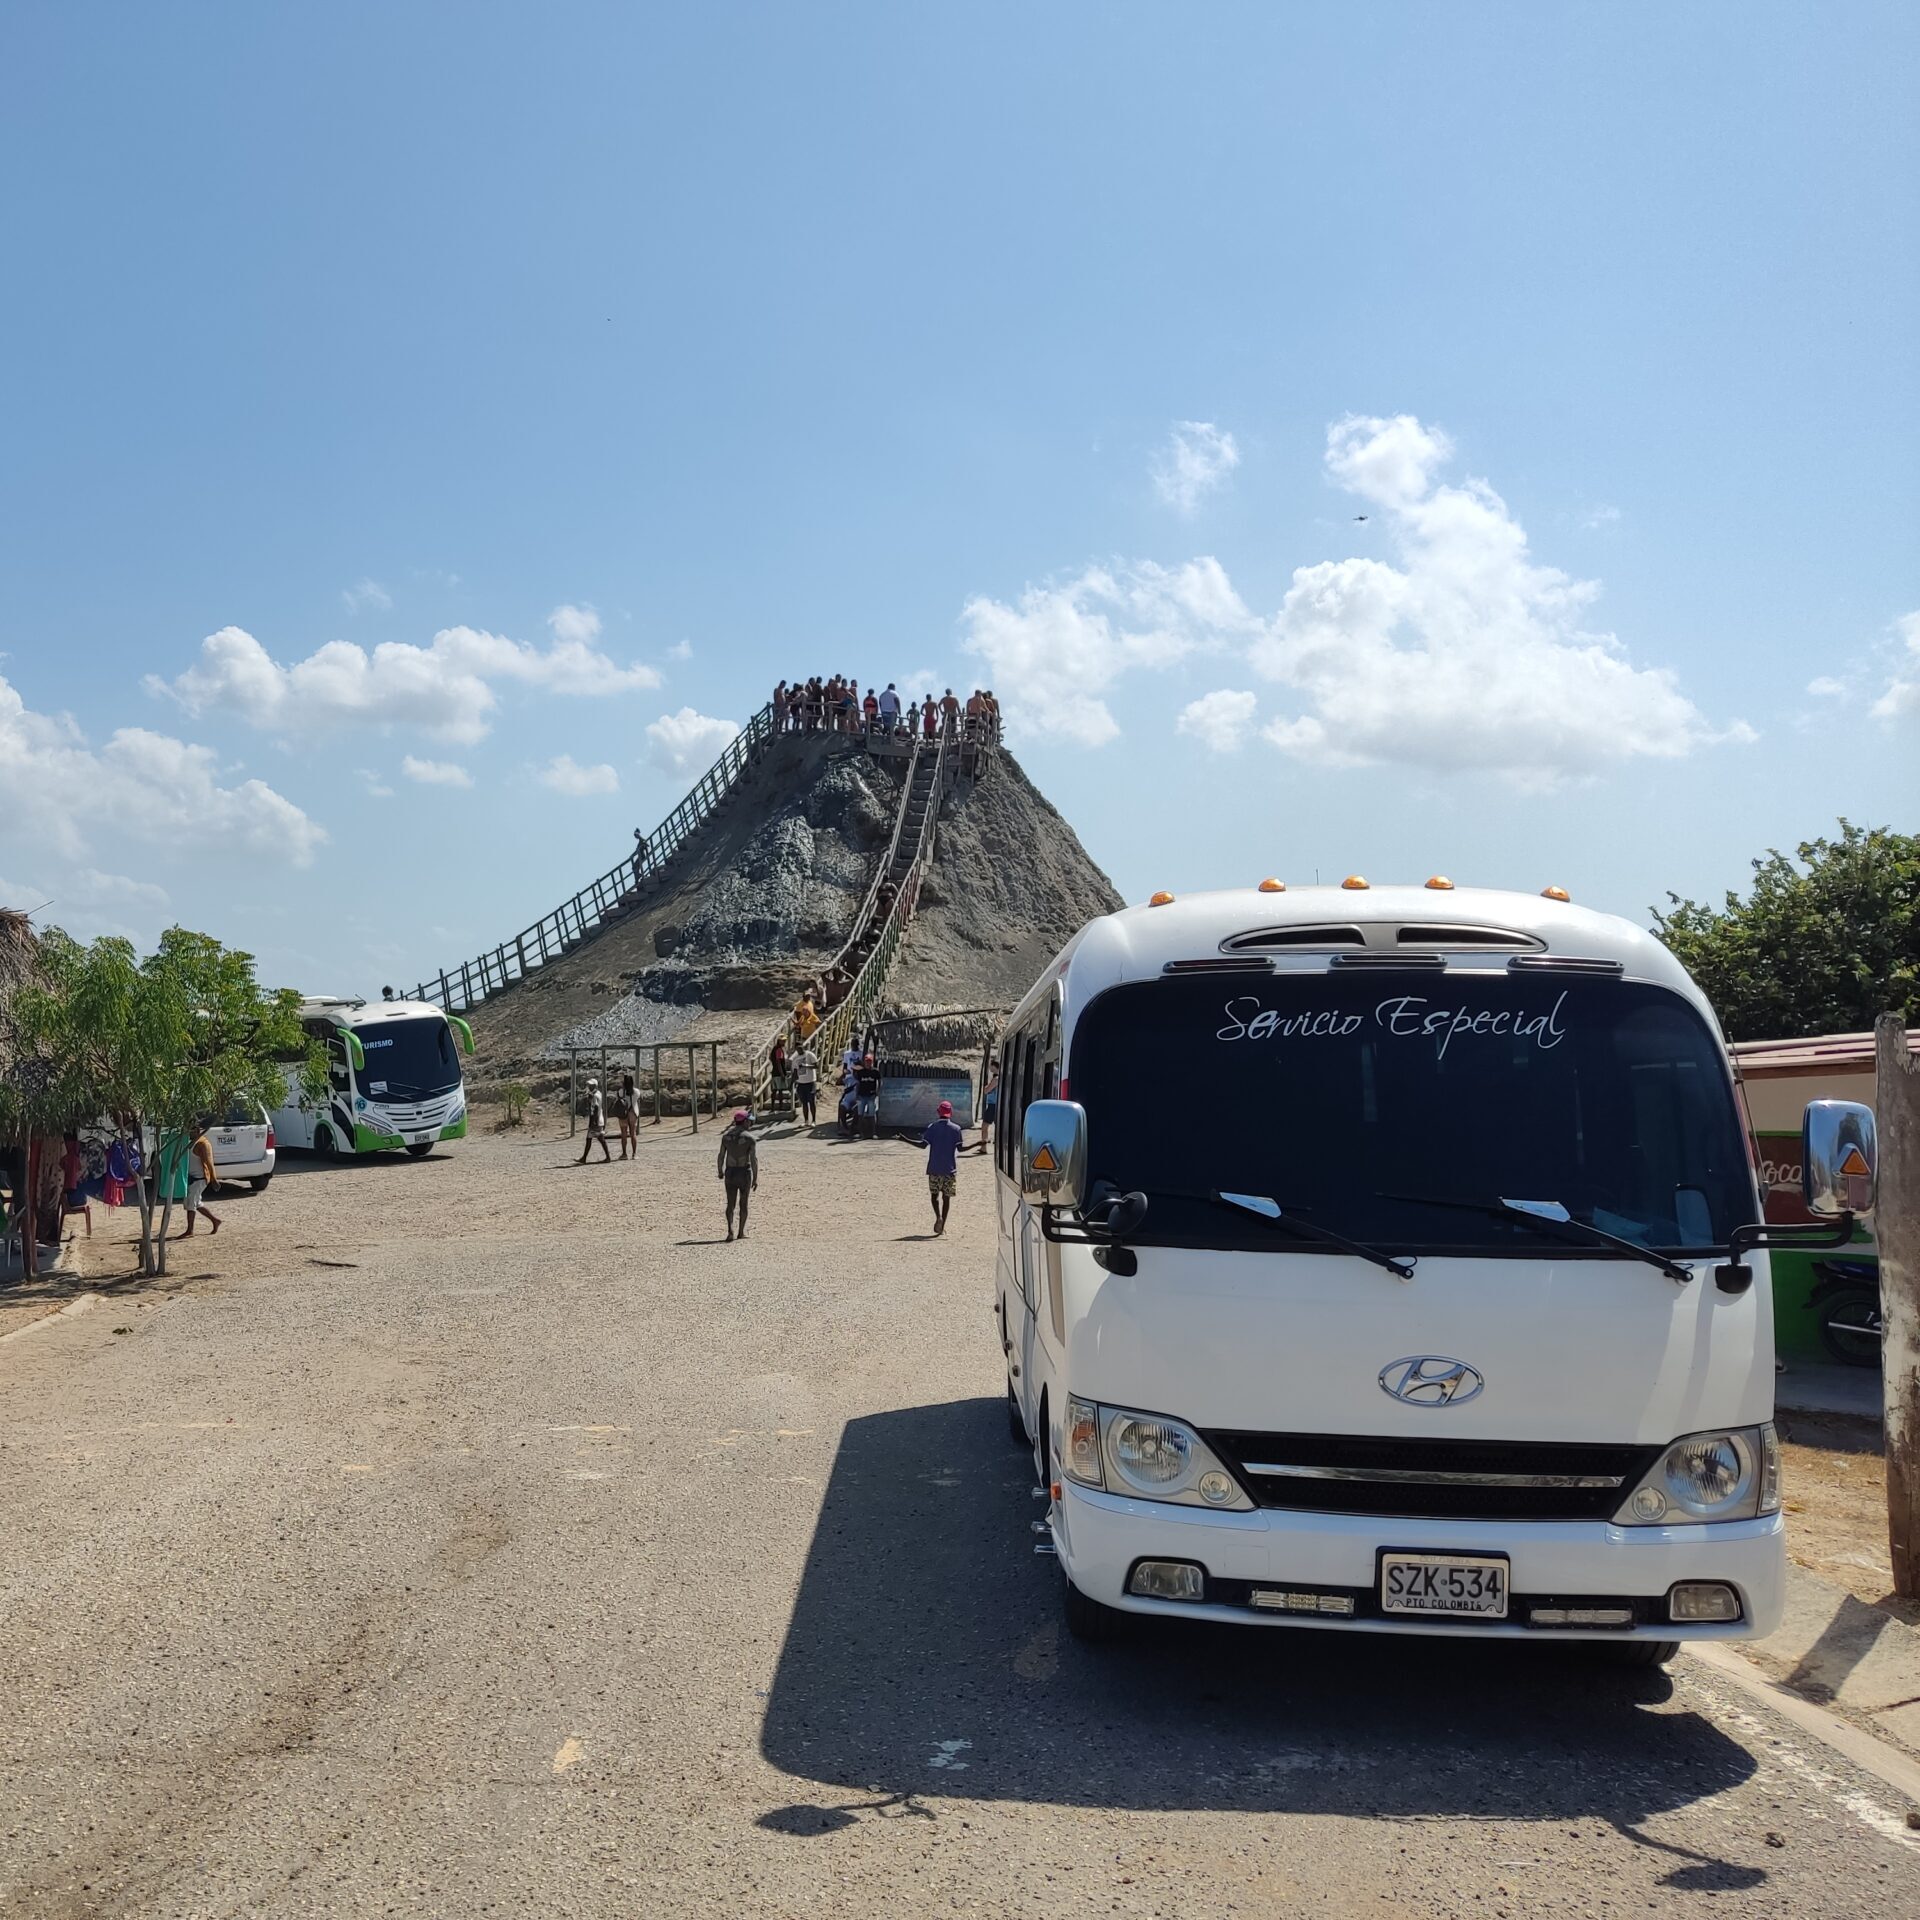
[771,677,1001,747]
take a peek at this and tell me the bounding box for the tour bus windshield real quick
[351,1016,462,1101]
[1069,973,1754,1257]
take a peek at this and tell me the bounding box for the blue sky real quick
[2,3,1915,997]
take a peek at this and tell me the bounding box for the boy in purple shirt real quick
[920,1100,966,1236]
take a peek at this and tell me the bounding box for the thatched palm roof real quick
[0,909,53,1127]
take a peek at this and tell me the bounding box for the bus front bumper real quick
[1055,1479,1785,1641]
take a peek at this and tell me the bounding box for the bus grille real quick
[1201,1431,1662,1522]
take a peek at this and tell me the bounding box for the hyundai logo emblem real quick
[1379,1355,1485,1407]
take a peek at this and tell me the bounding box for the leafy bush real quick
[1653,822,1920,1041]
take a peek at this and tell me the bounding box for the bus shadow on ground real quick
[759,1397,1763,1837]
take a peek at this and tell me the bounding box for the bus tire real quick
[405,1142,433,1159]
[314,1126,337,1157]
[1062,1574,1120,1646]
[250,1175,272,1192]
[1591,1638,1678,1669]
[1006,1380,1028,1447]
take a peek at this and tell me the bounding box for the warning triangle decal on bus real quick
[1838,1146,1871,1177]
[1031,1145,1059,1173]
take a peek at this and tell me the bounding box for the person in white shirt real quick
[792,1044,820,1125]
[877,683,901,729]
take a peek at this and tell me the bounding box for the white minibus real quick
[995,883,1877,1662]
[274,996,474,1157]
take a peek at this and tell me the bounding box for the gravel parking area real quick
[5,1124,1920,1917]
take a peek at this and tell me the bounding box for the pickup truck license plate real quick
[1380,1552,1509,1619]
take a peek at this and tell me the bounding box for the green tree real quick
[13,927,325,1275]
[1652,822,1920,1041]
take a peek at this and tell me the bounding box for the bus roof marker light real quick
[1149,891,1175,907]
[1541,886,1572,902]
[1341,876,1370,891]
[1258,878,1286,894]
[1425,876,1454,891]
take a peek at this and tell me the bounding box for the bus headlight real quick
[1095,1404,1252,1510]
[1110,1414,1191,1487]
[1615,1425,1778,1524]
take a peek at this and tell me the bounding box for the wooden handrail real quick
[409,703,775,1011]
[753,715,959,1112]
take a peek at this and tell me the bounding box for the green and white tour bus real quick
[274,995,474,1157]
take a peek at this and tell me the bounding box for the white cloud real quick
[666,638,694,662]
[357,767,395,798]
[644,707,739,776]
[1579,504,1622,531]
[0,672,326,868]
[548,603,602,645]
[960,557,1257,746]
[959,414,1736,783]
[153,623,663,745]
[537,753,619,796]
[342,578,392,614]
[401,755,474,789]
[1152,421,1240,515]
[0,868,173,945]
[1806,676,1850,700]
[1177,689,1259,753]
[1250,414,1728,784]
[1869,611,1920,722]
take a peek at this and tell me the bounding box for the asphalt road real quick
[4,1124,1919,1918]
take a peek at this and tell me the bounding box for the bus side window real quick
[1003,1033,1028,1177]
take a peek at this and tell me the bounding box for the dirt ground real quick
[9,1135,1910,1643]
[1776,1412,1915,1626]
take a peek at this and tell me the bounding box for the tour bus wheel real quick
[405,1142,433,1159]
[1005,1379,1028,1447]
[1590,1637,1678,1670]
[314,1126,336,1157]
[1062,1572,1121,1646]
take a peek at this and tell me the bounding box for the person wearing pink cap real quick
[717,1109,759,1241]
[920,1098,966,1236]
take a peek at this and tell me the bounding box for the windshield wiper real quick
[1210,1191,1415,1282]
[1378,1192,1694,1284]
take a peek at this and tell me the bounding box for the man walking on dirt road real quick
[577,1078,612,1164]
[718,1110,759,1240]
[180,1127,222,1238]
[920,1099,965,1236]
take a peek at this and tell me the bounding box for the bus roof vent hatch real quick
[1394,925,1542,951]
[1222,924,1367,952]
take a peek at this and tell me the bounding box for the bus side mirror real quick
[1022,1100,1087,1210]
[1804,1100,1876,1218]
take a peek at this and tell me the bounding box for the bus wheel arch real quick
[314,1125,337,1156]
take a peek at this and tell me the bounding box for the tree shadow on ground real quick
[760,1397,1763,1837]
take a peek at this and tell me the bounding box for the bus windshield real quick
[1068,973,1754,1257]
[351,1017,462,1102]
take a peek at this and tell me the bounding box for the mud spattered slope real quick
[884,749,1123,1014]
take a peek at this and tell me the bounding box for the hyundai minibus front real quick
[996,886,1875,1660]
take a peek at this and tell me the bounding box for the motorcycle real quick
[1806,1257,1883,1368]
